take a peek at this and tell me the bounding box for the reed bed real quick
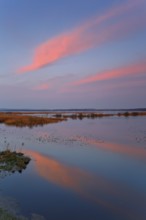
[0,113,65,127]
[0,111,145,127]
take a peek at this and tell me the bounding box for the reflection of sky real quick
[0,117,146,219]
[24,150,146,219]
[0,0,146,108]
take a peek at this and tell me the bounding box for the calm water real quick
[0,116,146,219]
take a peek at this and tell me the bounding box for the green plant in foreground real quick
[0,150,31,174]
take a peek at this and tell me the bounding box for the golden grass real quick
[0,113,65,127]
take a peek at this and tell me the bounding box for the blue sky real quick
[0,0,146,109]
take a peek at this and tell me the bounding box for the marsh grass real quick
[0,113,65,127]
[0,112,145,128]
[0,150,31,174]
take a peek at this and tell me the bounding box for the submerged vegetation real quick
[0,150,31,174]
[0,208,46,220]
[0,208,21,220]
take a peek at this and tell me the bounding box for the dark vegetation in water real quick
[0,208,46,220]
[0,150,31,174]
[62,113,114,119]
[54,111,146,120]
[0,208,20,220]
[117,111,146,117]
[0,113,65,127]
[0,208,15,220]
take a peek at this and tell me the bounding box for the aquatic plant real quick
[0,150,31,175]
[0,113,65,127]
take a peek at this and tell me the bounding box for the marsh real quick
[0,112,146,219]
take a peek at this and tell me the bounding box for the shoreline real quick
[0,111,146,127]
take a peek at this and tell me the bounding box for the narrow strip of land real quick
[0,111,146,127]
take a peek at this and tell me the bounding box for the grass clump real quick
[0,113,65,127]
[63,112,114,120]
[0,150,31,173]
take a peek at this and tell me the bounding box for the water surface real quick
[0,116,146,219]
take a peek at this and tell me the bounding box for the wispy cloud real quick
[33,60,146,95]
[72,61,146,86]
[18,0,146,74]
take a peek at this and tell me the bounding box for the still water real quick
[0,116,146,219]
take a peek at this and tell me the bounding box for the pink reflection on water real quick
[25,150,145,219]
[76,136,146,160]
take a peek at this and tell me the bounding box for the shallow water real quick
[0,116,146,219]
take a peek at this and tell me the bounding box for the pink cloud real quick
[33,60,146,95]
[72,61,146,86]
[18,0,146,74]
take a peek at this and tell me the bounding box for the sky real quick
[0,0,146,109]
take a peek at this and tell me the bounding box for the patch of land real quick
[0,113,65,127]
